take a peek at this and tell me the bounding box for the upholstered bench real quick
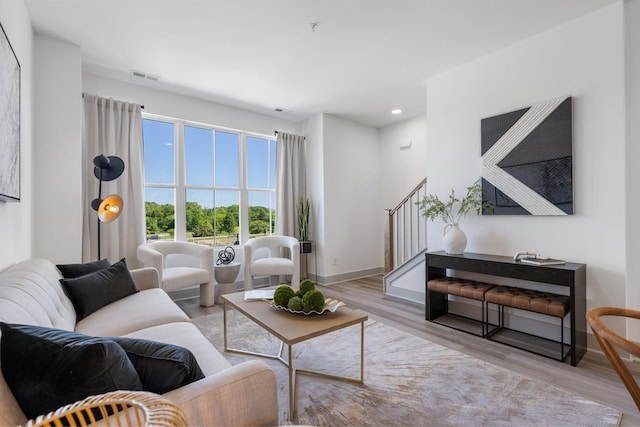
[484,285,570,361]
[427,277,497,337]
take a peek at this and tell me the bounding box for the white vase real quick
[443,223,467,254]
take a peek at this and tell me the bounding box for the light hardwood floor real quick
[177,275,640,425]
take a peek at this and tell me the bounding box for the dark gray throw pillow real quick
[60,258,138,321]
[0,323,143,420]
[113,337,205,394]
[56,259,111,278]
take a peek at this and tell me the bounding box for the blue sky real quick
[143,119,276,209]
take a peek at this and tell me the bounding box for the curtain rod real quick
[82,93,144,109]
[274,131,306,140]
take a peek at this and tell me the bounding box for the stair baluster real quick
[385,178,428,273]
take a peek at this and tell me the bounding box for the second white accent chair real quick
[137,241,215,306]
[244,236,300,290]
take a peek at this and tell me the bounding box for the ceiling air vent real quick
[132,70,159,81]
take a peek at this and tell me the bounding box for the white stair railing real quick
[385,178,428,273]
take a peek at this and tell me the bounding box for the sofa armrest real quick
[163,360,278,427]
[130,267,160,291]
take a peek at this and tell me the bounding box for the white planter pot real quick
[443,223,467,254]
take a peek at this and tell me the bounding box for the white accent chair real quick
[244,235,300,291]
[137,241,215,306]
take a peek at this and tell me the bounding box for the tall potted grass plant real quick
[297,198,312,253]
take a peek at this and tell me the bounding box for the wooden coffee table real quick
[222,290,368,421]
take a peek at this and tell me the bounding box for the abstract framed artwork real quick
[0,20,20,202]
[481,96,573,216]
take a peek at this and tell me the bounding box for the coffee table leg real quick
[360,321,364,382]
[223,312,365,422]
[289,344,294,421]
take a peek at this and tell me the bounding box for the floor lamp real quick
[90,154,125,260]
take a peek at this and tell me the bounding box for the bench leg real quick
[483,302,502,338]
[561,315,564,362]
[482,300,496,337]
[482,301,486,337]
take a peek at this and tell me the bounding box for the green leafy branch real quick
[416,180,492,224]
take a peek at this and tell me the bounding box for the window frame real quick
[142,113,277,247]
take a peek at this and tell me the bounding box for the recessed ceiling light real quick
[392,109,402,115]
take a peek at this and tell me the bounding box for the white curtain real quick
[82,94,145,266]
[275,132,306,238]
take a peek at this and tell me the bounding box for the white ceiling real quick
[25,0,616,128]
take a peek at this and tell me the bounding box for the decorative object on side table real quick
[216,246,236,265]
[417,180,492,254]
[514,251,566,266]
[214,246,240,304]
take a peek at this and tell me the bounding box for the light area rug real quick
[192,310,621,426]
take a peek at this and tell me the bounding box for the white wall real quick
[321,114,382,281]
[0,0,33,270]
[379,114,427,209]
[425,3,626,316]
[32,35,82,263]
[301,114,324,279]
[625,0,640,340]
[379,114,428,268]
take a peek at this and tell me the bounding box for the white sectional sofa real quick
[0,258,279,426]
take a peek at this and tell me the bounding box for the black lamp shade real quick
[93,155,125,181]
[90,198,102,211]
[93,154,111,169]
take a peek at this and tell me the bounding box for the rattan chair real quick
[22,391,187,427]
[586,307,640,411]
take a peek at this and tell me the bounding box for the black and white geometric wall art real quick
[481,96,573,215]
[0,20,21,202]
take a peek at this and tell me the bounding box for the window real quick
[143,116,277,247]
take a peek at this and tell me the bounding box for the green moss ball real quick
[299,279,316,296]
[287,296,303,311]
[302,289,325,313]
[273,285,295,307]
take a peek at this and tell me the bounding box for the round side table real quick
[215,261,241,304]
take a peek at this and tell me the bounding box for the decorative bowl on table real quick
[270,298,346,315]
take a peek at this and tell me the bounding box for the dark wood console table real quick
[425,251,587,366]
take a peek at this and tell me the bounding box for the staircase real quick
[383,178,428,303]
